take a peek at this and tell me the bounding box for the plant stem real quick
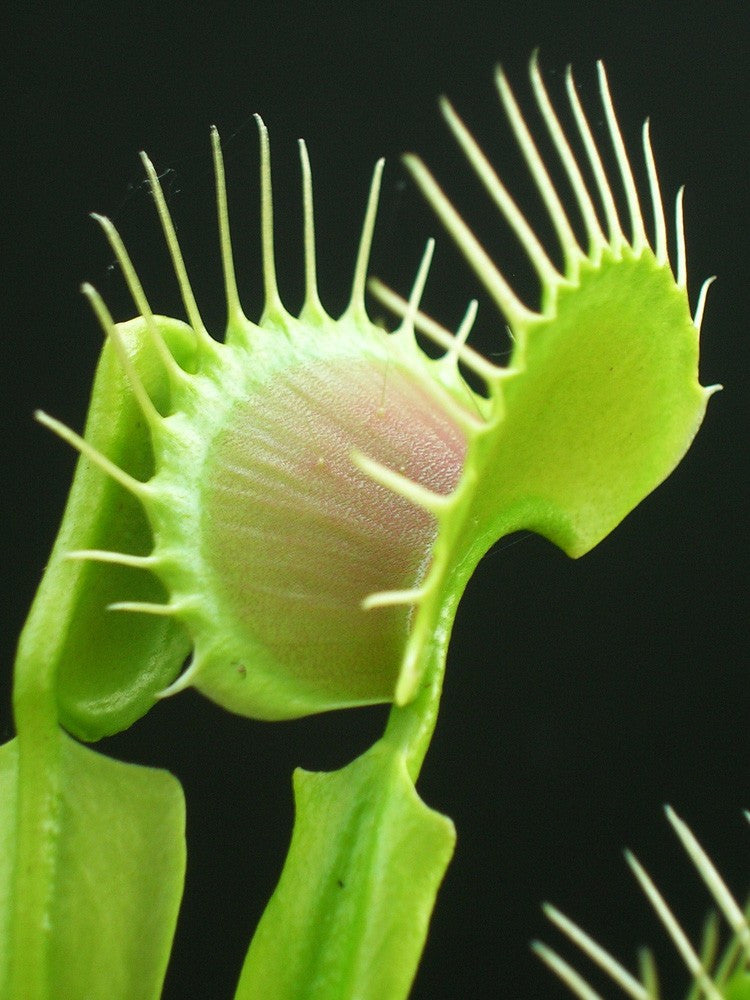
[382,557,470,783]
[8,554,70,1000]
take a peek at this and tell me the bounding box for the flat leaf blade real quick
[0,732,185,1000]
[473,254,709,559]
[234,742,455,1000]
[0,739,20,998]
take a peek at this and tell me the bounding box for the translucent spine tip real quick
[157,656,200,699]
[368,277,504,387]
[397,238,435,340]
[254,114,286,324]
[642,119,668,265]
[665,807,750,961]
[90,213,190,387]
[566,67,625,254]
[298,139,325,321]
[441,297,478,371]
[439,95,562,288]
[529,55,606,260]
[211,125,246,330]
[361,587,427,611]
[347,157,385,324]
[366,277,487,430]
[531,942,605,1000]
[495,64,584,277]
[693,276,716,332]
[542,904,648,1000]
[403,153,536,329]
[139,152,213,350]
[65,549,157,570]
[352,452,452,518]
[81,283,163,430]
[625,852,724,1000]
[675,186,687,289]
[107,601,177,616]
[34,411,149,501]
[597,61,647,254]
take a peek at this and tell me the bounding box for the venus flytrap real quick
[535,809,750,1000]
[0,56,726,1000]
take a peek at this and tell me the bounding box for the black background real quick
[3,2,748,999]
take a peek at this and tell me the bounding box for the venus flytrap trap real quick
[535,809,750,1000]
[0,54,729,1000]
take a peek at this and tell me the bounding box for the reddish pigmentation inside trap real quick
[202,355,467,705]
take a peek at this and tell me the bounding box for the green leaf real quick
[234,740,455,1000]
[0,740,20,976]
[28,316,195,740]
[468,251,709,560]
[0,730,185,1000]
